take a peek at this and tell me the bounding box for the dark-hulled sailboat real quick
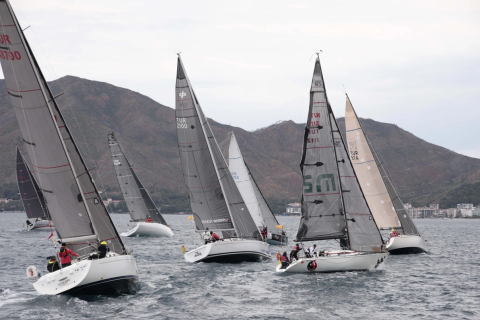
[0,0,138,295]
[277,55,388,273]
[175,54,270,263]
[345,95,427,254]
[17,148,54,231]
[108,133,173,237]
[228,132,287,245]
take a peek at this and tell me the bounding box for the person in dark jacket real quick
[98,240,109,259]
[290,243,303,262]
[59,243,78,267]
[46,256,60,273]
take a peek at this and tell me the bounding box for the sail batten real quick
[108,133,167,225]
[345,96,419,235]
[0,0,125,254]
[176,56,259,239]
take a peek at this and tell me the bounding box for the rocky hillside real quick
[1,76,479,211]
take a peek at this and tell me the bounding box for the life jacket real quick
[293,245,298,251]
[212,233,220,240]
[281,256,286,262]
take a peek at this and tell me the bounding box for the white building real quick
[286,202,301,215]
[457,204,473,217]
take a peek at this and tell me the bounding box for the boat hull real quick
[120,222,174,237]
[266,233,288,246]
[386,235,428,254]
[184,239,271,263]
[25,219,54,231]
[33,254,138,296]
[276,250,388,273]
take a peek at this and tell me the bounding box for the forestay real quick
[0,1,125,254]
[108,133,167,225]
[175,56,260,239]
[16,148,50,220]
[345,97,419,235]
[296,57,347,242]
[228,132,281,234]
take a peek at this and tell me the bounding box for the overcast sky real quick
[4,0,480,157]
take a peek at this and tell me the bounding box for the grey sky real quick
[5,0,480,157]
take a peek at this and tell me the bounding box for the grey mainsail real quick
[345,96,419,235]
[108,133,167,225]
[175,55,259,239]
[0,1,125,254]
[16,148,50,220]
[296,56,383,251]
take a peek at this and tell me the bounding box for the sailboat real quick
[0,0,138,295]
[228,132,287,245]
[108,133,173,237]
[277,55,388,273]
[175,54,270,263]
[344,95,428,254]
[17,148,55,231]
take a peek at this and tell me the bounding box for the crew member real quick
[46,256,60,273]
[146,217,153,223]
[58,243,78,268]
[280,251,290,269]
[290,243,303,261]
[308,244,317,257]
[261,226,268,239]
[211,231,220,242]
[390,229,399,238]
[98,240,109,259]
[203,228,212,244]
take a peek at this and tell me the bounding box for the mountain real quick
[1,76,479,212]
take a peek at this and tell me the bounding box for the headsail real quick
[16,148,50,220]
[345,96,419,235]
[108,133,167,225]
[175,56,259,239]
[228,132,281,234]
[0,1,125,254]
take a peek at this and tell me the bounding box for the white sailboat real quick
[277,55,388,273]
[0,0,138,295]
[228,132,287,245]
[108,133,173,237]
[175,54,270,263]
[345,95,427,254]
[17,148,55,231]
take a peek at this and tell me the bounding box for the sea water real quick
[0,213,478,319]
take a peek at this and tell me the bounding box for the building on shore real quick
[285,202,301,215]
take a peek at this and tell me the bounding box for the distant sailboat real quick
[0,0,138,295]
[175,54,270,263]
[277,55,388,273]
[108,133,173,237]
[344,95,427,254]
[228,132,287,245]
[17,148,54,231]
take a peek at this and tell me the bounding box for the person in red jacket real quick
[211,231,220,242]
[58,243,78,267]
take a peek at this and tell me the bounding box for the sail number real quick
[177,117,187,129]
[0,50,21,61]
[348,141,359,160]
[303,174,336,193]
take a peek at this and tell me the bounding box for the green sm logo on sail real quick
[303,174,336,193]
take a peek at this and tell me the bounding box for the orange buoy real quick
[275,252,281,260]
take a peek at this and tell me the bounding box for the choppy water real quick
[0,213,479,319]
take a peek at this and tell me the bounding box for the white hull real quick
[276,250,388,273]
[386,235,428,254]
[184,239,271,263]
[33,253,138,295]
[25,219,54,231]
[120,222,174,237]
